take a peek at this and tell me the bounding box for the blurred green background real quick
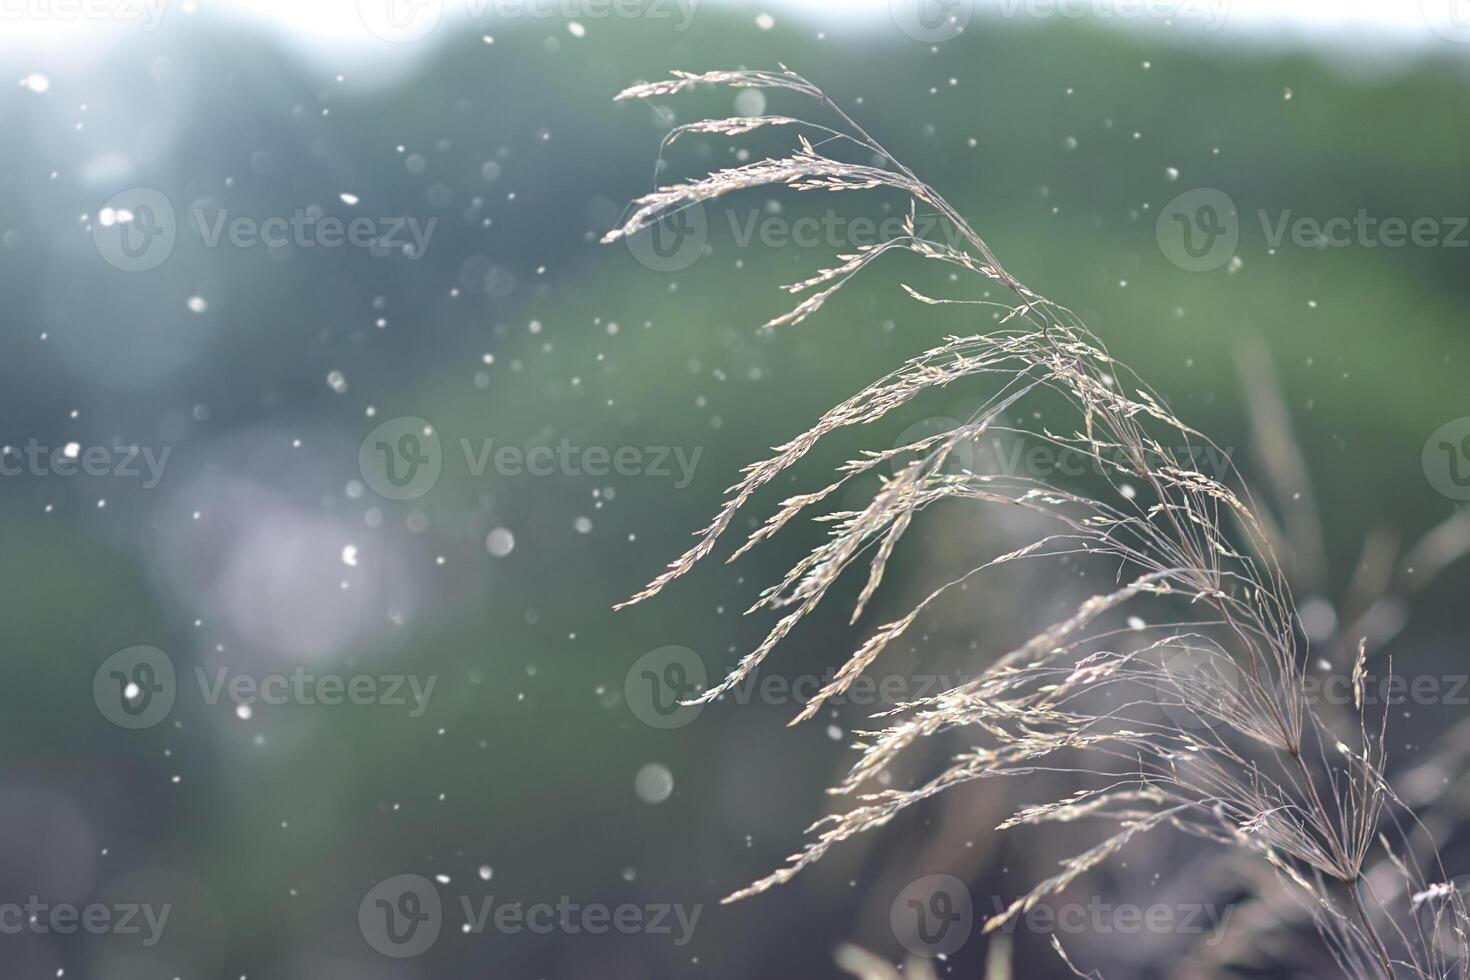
[0,4,1466,977]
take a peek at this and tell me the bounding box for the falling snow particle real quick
[734,89,766,117]
[635,763,674,804]
[486,527,515,557]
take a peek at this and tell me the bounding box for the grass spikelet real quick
[608,68,1466,979]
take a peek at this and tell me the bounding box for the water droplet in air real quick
[734,89,766,116]
[486,527,515,557]
[635,763,674,804]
